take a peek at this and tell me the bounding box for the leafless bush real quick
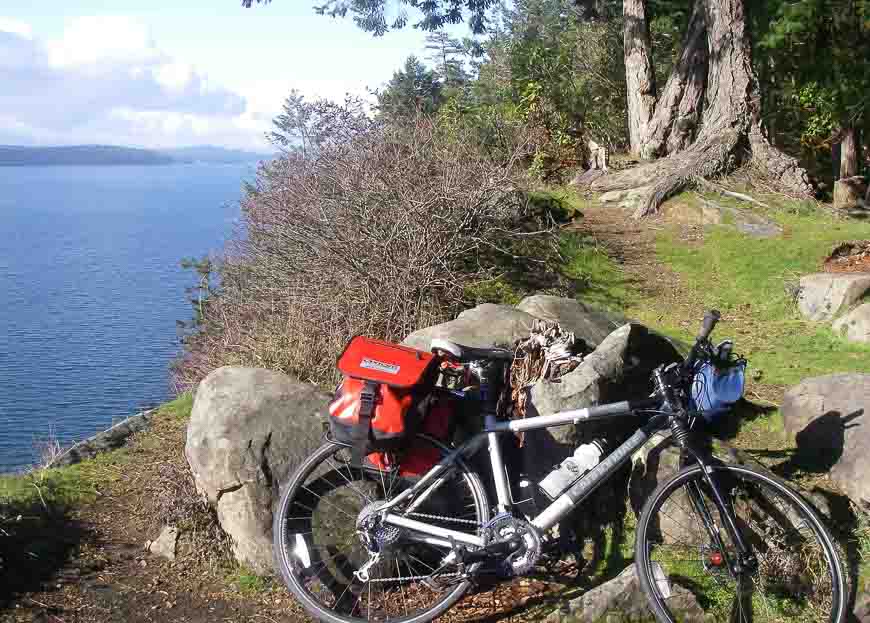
[175,105,553,388]
[33,425,63,469]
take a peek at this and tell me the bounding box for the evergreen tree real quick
[376,56,444,118]
[424,31,469,85]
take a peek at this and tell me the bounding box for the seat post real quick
[471,360,511,513]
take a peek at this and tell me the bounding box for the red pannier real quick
[329,336,441,466]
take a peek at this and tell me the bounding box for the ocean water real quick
[0,163,255,472]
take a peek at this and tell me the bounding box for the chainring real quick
[484,515,542,577]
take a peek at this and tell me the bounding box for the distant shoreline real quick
[0,144,272,167]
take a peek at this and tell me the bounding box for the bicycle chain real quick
[356,512,478,583]
[404,511,482,527]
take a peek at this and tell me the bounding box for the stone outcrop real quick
[545,564,708,622]
[185,366,330,574]
[516,295,621,348]
[520,323,682,480]
[782,373,870,506]
[832,302,870,343]
[796,273,870,322]
[47,408,157,468]
[403,303,540,351]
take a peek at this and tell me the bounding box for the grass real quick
[561,232,633,312]
[229,566,269,594]
[0,393,194,510]
[628,193,870,387]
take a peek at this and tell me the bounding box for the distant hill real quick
[162,146,272,164]
[0,145,273,167]
[0,145,175,167]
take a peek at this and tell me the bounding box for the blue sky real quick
[0,2,469,150]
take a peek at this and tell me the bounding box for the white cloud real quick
[0,17,32,38]
[46,16,162,68]
[0,17,271,150]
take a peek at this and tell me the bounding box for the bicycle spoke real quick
[276,438,485,623]
[641,466,842,623]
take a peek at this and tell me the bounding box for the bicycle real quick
[273,312,847,623]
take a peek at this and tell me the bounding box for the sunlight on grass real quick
[0,393,194,510]
[632,195,870,387]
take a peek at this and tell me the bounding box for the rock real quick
[629,433,680,514]
[855,591,870,622]
[796,273,870,321]
[834,176,867,210]
[185,366,331,574]
[516,295,622,348]
[47,408,157,468]
[546,564,709,622]
[661,200,723,226]
[832,302,870,342]
[521,324,682,477]
[403,303,539,351]
[148,526,179,561]
[782,373,870,506]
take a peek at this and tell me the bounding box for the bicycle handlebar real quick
[698,309,721,342]
[682,309,720,374]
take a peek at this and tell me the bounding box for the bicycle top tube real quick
[485,397,661,434]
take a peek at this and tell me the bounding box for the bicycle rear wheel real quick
[273,435,490,623]
[636,463,846,623]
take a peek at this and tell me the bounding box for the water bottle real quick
[537,438,607,501]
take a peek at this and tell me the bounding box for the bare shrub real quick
[175,103,554,388]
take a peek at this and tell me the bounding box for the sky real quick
[0,1,469,151]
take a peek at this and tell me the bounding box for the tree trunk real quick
[624,0,657,157]
[592,0,812,217]
[639,0,707,159]
[841,126,859,178]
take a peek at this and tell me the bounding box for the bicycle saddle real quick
[430,338,514,362]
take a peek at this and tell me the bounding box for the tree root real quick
[586,126,812,218]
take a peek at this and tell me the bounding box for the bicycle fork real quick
[680,444,758,579]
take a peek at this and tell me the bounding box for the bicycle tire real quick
[635,462,847,623]
[273,436,490,623]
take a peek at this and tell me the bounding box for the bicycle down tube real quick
[381,398,659,547]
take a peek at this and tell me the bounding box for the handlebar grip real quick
[698,310,721,340]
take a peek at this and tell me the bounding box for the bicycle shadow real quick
[724,407,865,623]
[0,486,92,610]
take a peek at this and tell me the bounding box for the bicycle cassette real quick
[484,515,542,577]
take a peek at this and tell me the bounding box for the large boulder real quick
[545,564,709,622]
[185,366,331,574]
[516,294,621,348]
[796,273,870,321]
[782,374,870,506]
[521,323,682,478]
[403,303,539,351]
[832,302,870,343]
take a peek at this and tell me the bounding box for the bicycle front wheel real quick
[273,436,490,623]
[636,463,846,623]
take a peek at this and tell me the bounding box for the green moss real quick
[464,277,524,305]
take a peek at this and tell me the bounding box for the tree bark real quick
[639,0,708,159]
[841,126,859,178]
[624,0,657,158]
[593,0,812,217]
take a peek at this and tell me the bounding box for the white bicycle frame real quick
[376,399,659,549]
